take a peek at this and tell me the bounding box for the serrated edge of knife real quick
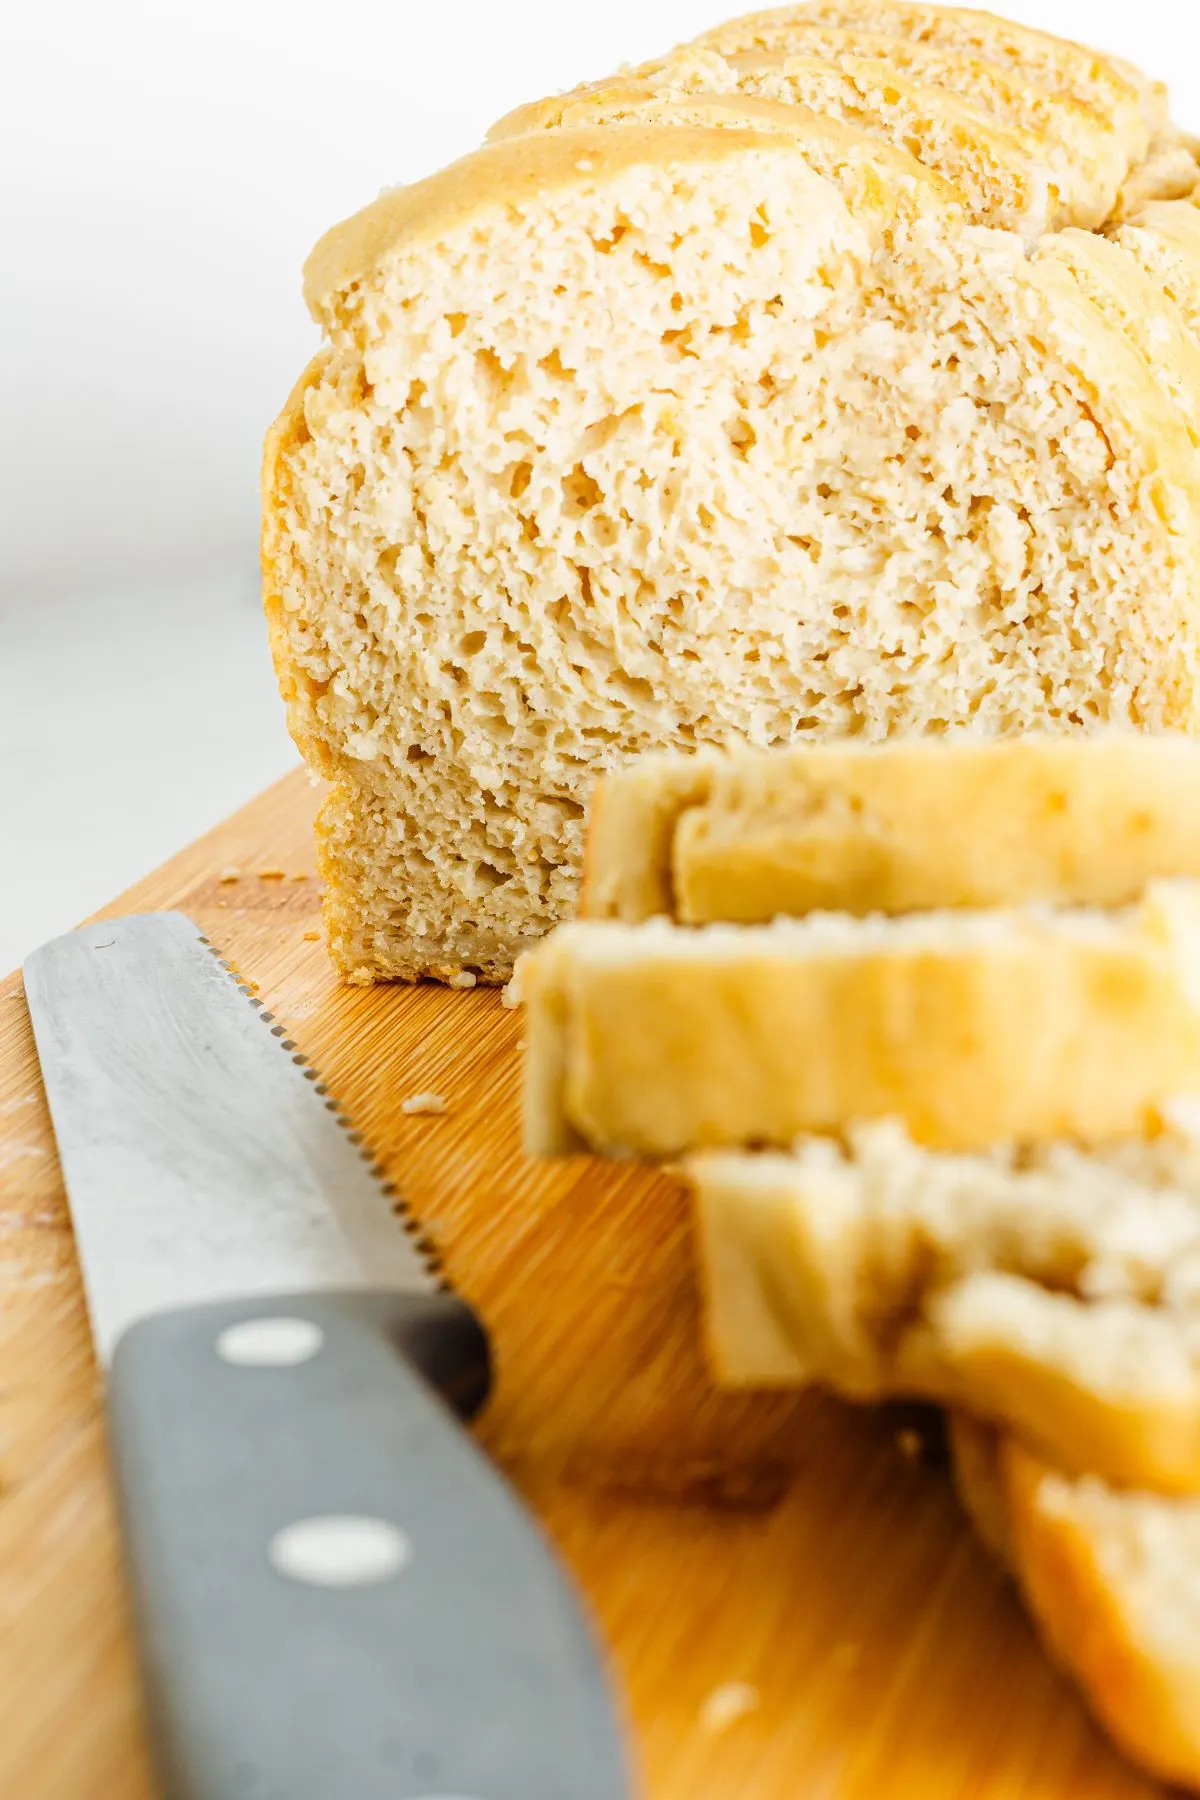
[196,933,449,1291]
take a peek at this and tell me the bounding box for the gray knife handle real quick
[107,1290,631,1800]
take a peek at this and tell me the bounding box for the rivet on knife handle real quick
[108,1288,631,1800]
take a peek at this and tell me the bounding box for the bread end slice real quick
[1003,1437,1200,1791]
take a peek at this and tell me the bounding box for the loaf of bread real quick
[264,7,1200,986]
[950,1417,1200,1792]
[692,1117,1200,1490]
[521,883,1200,1158]
[579,735,1200,925]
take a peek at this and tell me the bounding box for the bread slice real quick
[677,19,1125,227]
[579,736,1200,925]
[692,1116,1200,1490]
[595,46,1068,238]
[266,125,1200,984]
[1111,199,1200,346]
[521,883,1200,1159]
[692,3,1156,152]
[1034,230,1200,449]
[1109,129,1199,223]
[486,85,961,237]
[950,1417,1200,1792]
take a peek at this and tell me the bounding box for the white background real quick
[2,0,1197,967]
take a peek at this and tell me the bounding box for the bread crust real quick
[1002,1438,1200,1791]
[487,82,961,230]
[949,1418,1200,1788]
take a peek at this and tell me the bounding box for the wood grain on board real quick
[0,768,1166,1799]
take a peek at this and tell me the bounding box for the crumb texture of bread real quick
[521,884,1200,1159]
[691,1114,1200,1490]
[265,115,1200,983]
[580,736,1200,924]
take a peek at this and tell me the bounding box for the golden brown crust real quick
[302,125,800,321]
[486,82,963,230]
[1002,1440,1200,1791]
[261,349,336,771]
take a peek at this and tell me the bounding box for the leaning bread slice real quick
[692,3,1156,152]
[1108,129,1199,223]
[580,736,1200,925]
[677,20,1125,226]
[486,86,961,237]
[614,47,1067,237]
[950,1418,1200,1794]
[692,1117,1200,1490]
[1111,199,1200,346]
[522,883,1200,1159]
[1035,231,1200,449]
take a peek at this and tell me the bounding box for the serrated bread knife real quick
[23,911,630,1800]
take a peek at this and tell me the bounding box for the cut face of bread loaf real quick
[521,884,1200,1159]
[693,1117,1200,1491]
[265,125,1200,985]
[950,1418,1200,1792]
[579,736,1200,925]
[612,47,1069,238]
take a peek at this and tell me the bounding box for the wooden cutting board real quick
[0,769,1167,1800]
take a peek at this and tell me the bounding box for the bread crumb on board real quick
[400,1092,448,1116]
[218,866,242,883]
[447,969,477,990]
[303,930,322,942]
[699,1683,760,1733]
[258,867,287,881]
[501,951,530,1008]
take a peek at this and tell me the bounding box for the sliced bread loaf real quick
[950,1417,1200,1792]
[521,884,1200,1158]
[266,123,1200,983]
[579,736,1200,925]
[691,1118,1200,1490]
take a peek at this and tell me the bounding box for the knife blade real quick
[23,911,630,1800]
